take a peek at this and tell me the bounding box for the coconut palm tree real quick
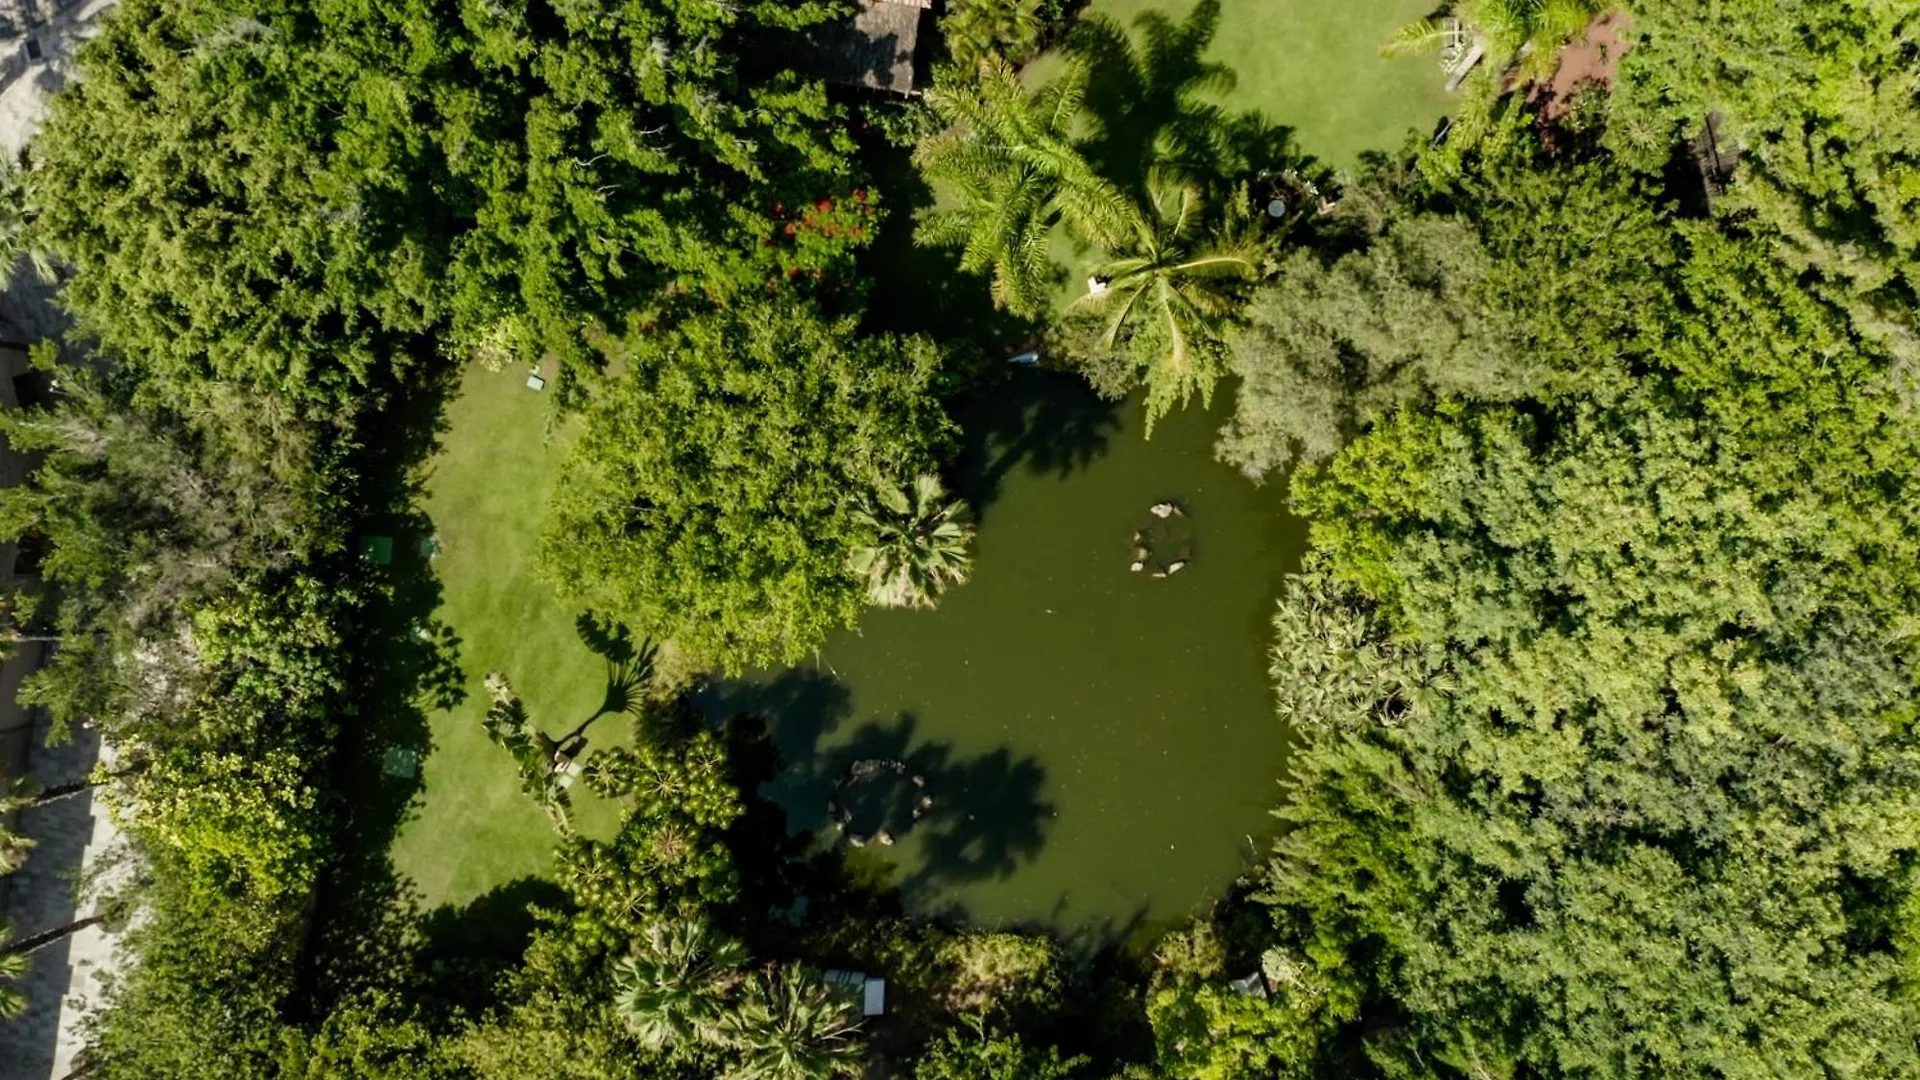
[611,917,749,1052]
[914,57,1132,319]
[942,0,1044,68]
[847,474,975,610]
[721,966,862,1080]
[1073,180,1265,429]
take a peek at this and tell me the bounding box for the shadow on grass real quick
[1067,0,1318,206]
[416,876,571,1012]
[290,359,470,1019]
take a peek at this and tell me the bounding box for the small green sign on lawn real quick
[360,535,395,565]
[382,746,421,778]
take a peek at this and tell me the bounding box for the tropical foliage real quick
[942,0,1047,68]
[612,918,748,1051]
[10,0,1920,1076]
[1073,180,1263,428]
[915,57,1131,319]
[848,474,975,610]
[721,966,864,1080]
[1254,162,1920,1076]
[538,300,953,669]
[1606,0,1920,359]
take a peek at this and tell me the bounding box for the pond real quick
[699,372,1306,934]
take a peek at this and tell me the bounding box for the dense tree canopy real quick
[32,0,865,418]
[539,301,953,669]
[1608,0,1920,350]
[1257,180,1920,1075]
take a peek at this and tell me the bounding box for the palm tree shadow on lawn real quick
[1067,0,1317,203]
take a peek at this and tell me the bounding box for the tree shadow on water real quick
[697,671,1057,924]
[948,369,1121,522]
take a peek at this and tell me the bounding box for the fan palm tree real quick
[847,474,975,610]
[721,966,862,1080]
[1073,180,1265,429]
[612,916,749,1052]
[914,57,1131,319]
[942,0,1044,68]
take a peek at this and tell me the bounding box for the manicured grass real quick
[390,366,626,907]
[1033,0,1451,168]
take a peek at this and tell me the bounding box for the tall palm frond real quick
[612,917,749,1052]
[722,966,862,1080]
[848,474,975,610]
[1379,17,1450,57]
[1074,181,1265,429]
[942,0,1044,68]
[915,58,1131,318]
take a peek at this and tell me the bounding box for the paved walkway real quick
[0,709,121,1080]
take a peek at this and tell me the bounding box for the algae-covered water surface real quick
[703,372,1306,932]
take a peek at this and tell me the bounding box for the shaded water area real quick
[701,372,1306,933]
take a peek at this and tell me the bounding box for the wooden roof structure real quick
[806,0,929,96]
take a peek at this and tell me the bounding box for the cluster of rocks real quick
[1130,502,1190,577]
[829,758,934,848]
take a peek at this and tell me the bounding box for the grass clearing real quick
[1030,0,1451,168]
[390,366,627,907]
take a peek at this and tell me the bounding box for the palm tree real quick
[612,917,749,1052]
[1384,0,1602,82]
[0,158,53,290]
[914,57,1131,319]
[847,474,975,610]
[942,0,1044,68]
[1073,180,1265,429]
[721,966,862,1080]
[0,924,26,1021]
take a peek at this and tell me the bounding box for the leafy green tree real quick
[1260,215,1920,1075]
[31,0,868,415]
[1605,0,1920,356]
[1072,181,1263,429]
[539,300,952,671]
[611,917,749,1052]
[914,1014,1087,1080]
[942,0,1045,68]
[0,922,26,1020]
[915,57,1131,319]
[29,0,450,420]
[848,474,975,610]
[1219,151,1672,480]
[721,965,863,1080]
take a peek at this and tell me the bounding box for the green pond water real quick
[701,372,1306,933]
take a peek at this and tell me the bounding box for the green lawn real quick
[1032,0,1451,168]
[391,366,627,907]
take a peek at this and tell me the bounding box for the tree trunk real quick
[1,914,104,957]
[28,780,96,808]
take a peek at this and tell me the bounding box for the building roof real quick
[807,0,928,96]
